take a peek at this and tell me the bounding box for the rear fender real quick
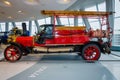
[83,41,104,53]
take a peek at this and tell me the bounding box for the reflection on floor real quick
[0,54,120,80]
[7,61,118,80]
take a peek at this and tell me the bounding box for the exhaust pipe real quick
[22,23,27,36]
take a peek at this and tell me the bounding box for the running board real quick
[33,46,75,53]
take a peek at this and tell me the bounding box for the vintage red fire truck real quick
[4,10,113,62]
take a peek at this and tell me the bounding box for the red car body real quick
[16,25,89,47]
[4,11,113,62]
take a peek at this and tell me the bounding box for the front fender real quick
[10,42,32,54]
[10,42,22,48]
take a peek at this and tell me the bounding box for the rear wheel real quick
[4,45,22,62]
[82,44,101,61]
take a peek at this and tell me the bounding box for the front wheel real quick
[4,45,22,62]
[82,44,101,61]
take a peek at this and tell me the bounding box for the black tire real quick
[81,44,101,61]
[4,45,22,62]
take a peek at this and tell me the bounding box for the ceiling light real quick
[3,0,11,6]
[24,0,39,5]
[57,0,71,4]
[27,0,36,3]
[18,10,22,13]
[8,16,12,19]
[0,0,12,7]
[17,10,24,14]
[64,0,69,2]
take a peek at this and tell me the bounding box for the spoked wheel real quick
[4,45,22,62]
[82,44,101,61]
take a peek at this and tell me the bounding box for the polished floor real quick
[0,45,120,80]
